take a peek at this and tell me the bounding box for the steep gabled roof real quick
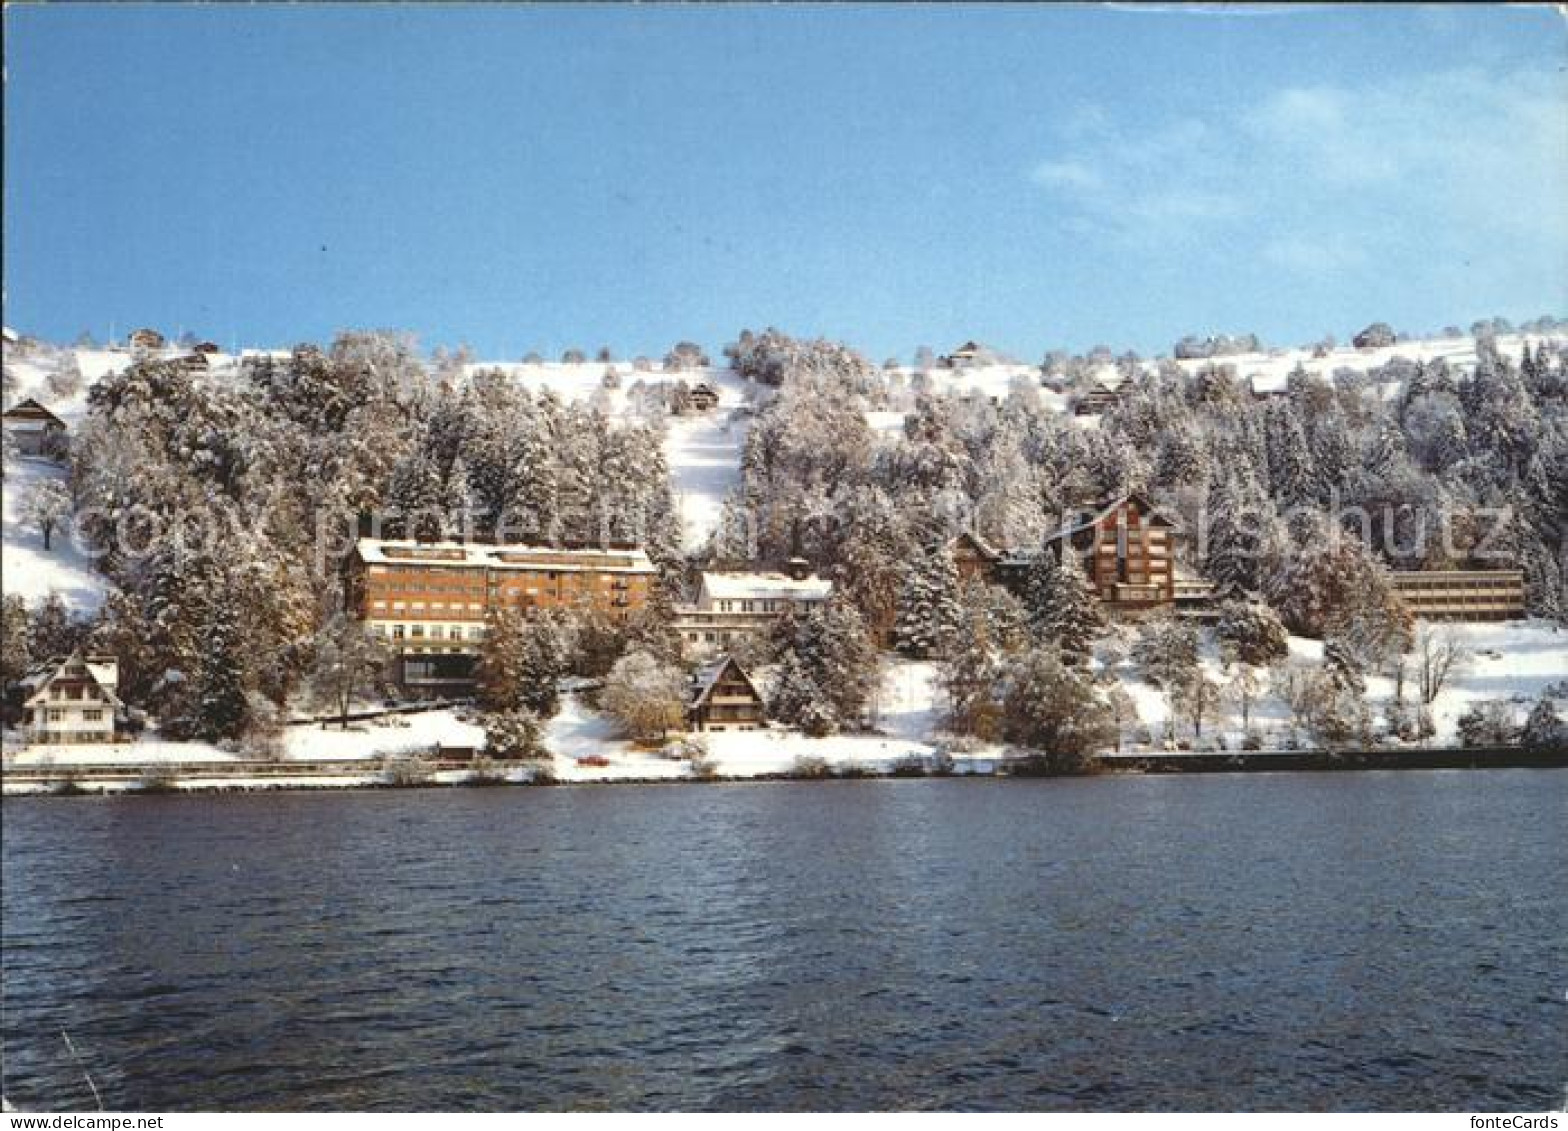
[948,530,1001,561]
[1,397,66,428]
[23,651,124,711]
[688,655,762,709]
[1044,492,1179,544]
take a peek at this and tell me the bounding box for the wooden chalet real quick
[127,328,166,351]
[686,655,765,732]
[1046,493,1178,609]
[1,397,67,456]
[949,493,1183,612]
[688,381,720,412]
[22,652,124,745]
[950,530,1003,583]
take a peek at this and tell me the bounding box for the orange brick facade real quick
[346,541,657,688]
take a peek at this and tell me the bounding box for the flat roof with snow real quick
[356,538,657,574]
[699,571,833,602]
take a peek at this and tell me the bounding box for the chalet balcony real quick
[1110,583,1165,604]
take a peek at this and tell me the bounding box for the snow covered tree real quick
[894,544,962,658]
[774,597,878,732]
[663,341,710,371]
[28,593,82,661]
[1022,548,1103,662]
[476,609,569,717]
[385,447,446,540]
[1267,516,1397,639]
[1170,670,1221,741]
[22,478,71,551]
[483,708,549,760]
[1132,614,1199,688]
[1,595,30,689]
[1520,696,1565,749]
[601,650,687,742]
[1456,700,1519,747]
[188,599,250,741]
[1415,629,1469,706]
[1000,647,1115,770]
[1215,600,1289,667]
[936,584,1008,738]
[307,612,389,729]
[1264,400,1316,505]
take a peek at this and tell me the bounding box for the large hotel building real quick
[346,538,659,693]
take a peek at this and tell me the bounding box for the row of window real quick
[43,708,106,723]
[48,685,103,701]
[707,598,812,614]
[372,623,486,642]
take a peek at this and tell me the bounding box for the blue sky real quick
[4,4,1564,361]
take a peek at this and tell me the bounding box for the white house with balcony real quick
[22,652,123,745]
[674,560,833,656]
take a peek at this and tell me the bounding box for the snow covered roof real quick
[699,571,833,602]
[1248,370,1290,395]
[23,652,124,710]
[688,655,761,708]
[1,398,66,428]
[355,538,658,575]
[1046,492,1179,543]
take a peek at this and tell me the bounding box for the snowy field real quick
[1,455,108,610]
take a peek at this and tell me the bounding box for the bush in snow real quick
[789,755,831,779]
[382,755,434,788]
[601,650,687,743]
[659,734,709,762]
[1456,700,1521,748]
[483,708,549,761]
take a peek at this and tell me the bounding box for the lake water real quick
[3,773,1565,1111]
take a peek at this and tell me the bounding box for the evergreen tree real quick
[478,609,570,717]
[894,545,962,658]
[1265,400,1316,505]
[2,595,31,688]
[190,599,250,741]
[386,447,445,540]
[1023,548,1103,662]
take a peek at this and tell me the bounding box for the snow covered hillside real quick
[1,455,106,610]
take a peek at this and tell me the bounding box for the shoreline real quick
[3,744,1562,797]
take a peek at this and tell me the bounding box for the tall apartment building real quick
[346,538,659,692]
